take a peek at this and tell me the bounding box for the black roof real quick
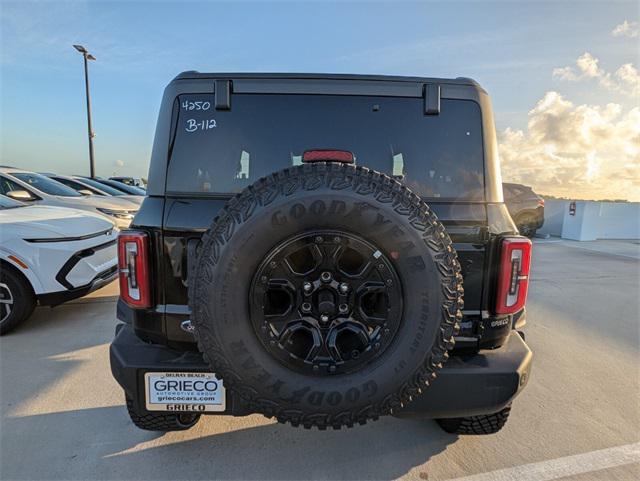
[173,71,481,88]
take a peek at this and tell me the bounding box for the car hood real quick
[0,205,115,240]
[119,195,145,206]
[63,195,140,211]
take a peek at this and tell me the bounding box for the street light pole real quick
[73,45,96,178]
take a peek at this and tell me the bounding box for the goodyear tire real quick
[515,213,538,238]
[436,405,512,435]
[190,163,463,429]
[0,265,36,336]
[125,395,200,431]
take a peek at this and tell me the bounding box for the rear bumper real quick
[397,331,532,418]
[110,324,532,419]
[109,324,252,415]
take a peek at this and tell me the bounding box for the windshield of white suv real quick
[12,172,83,197]
[71,177,127,196]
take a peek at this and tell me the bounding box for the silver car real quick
[43,173,144,207]
[0,167,139,229]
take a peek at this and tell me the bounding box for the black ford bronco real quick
[110,73,533,434]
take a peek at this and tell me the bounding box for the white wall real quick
[558,201,640,241]
[594,203,640,239]
[538,200,568,237]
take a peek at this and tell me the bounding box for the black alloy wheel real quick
[0,282,13,324]
[250,231,403,375]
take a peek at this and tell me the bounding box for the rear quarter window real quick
[167,94,485,200]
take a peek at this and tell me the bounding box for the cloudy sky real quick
[1,0,638,200]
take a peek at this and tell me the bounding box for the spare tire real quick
[190,163,463,429]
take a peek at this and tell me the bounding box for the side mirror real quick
[78,189,94,196]
[6,190,35,201]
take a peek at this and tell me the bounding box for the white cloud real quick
[499,92,640,201]
[612,20,639,38]
[114,159,124,168]
[615,63,640,97]
[553,52,638,97]
[575,52,603,78]
[551,66,578,81]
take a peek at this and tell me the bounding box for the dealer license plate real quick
[144,372,225,412]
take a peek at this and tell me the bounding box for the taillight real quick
[537,199,545,207]
[118,231,150,308]
[495,237,532,315]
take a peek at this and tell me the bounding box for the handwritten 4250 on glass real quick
[182,100,211,111]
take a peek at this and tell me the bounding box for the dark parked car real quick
[110,73,533,435]
[78,177,147,196]
[109,176,146,189]
[42,174,144,206]
[503,183,545,237]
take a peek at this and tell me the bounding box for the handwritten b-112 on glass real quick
[185,119,217,133]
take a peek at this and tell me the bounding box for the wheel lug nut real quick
[303,282,312,292]
[386,279,393,286]
[339,282,349,293]
[320,271,332,283]
[270,261,277,268]
[315,236,323,243]
[320,314,329,323]
[333,236,340,243]
[301,302,311,312]
[339,304,349,313]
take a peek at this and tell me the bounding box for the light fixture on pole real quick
[73,44,97,178]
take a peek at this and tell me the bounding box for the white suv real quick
[0,195,118,334]
[0,167,139,229]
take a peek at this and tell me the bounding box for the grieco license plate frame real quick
[144,372,226,412]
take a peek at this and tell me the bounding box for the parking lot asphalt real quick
[1,239,639,481]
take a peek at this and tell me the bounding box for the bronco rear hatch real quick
[133,74,508,348]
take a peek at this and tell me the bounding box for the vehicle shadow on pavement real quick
[10,301,117,344]
[1,405,457,480]
[0,306,116,417]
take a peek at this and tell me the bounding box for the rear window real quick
[167,94,485,200]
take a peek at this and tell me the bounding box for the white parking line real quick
[444,442,640,481]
